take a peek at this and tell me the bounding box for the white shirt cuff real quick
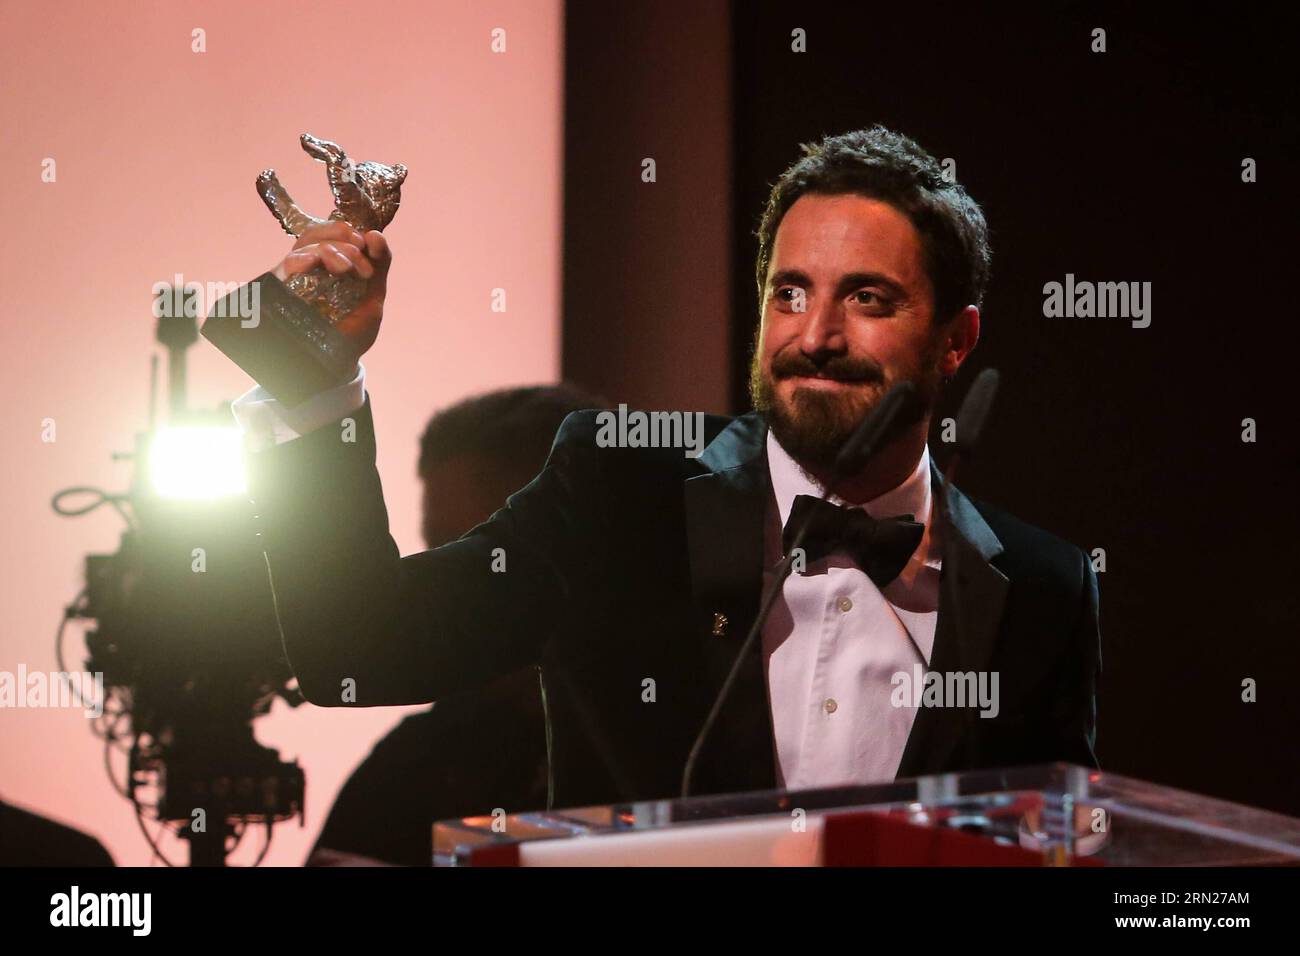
[230,363,367,451]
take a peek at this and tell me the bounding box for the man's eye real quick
[772,287,807,309]
[852,290,895,313]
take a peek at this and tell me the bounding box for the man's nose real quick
[798,299,847,359]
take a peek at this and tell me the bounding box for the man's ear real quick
[938,305,980,378]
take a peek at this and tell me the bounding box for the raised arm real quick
[245,396,609,707]
[227,224,609,707]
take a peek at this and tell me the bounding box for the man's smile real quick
[783,373,871,390]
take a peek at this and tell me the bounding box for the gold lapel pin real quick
[711,612,729,637]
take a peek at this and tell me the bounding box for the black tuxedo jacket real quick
[249,398,1100,810]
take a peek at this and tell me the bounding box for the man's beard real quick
[749,337,943,474]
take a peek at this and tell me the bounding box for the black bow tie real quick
[782,494,925,588]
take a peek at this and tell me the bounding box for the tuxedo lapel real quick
[896,463,1009,778]
[682,412,778,794]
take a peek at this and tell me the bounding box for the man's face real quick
[750,193,956,471]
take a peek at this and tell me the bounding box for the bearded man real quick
[231,126,1100,809]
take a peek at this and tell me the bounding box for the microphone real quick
[833,380,917,476]
[680,380,917,798]
[952,367,999,461]
[937,367,999,517]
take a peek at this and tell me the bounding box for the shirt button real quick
[823,698,838,714]
[836,596,853,613]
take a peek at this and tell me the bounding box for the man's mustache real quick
[770,350,884,384]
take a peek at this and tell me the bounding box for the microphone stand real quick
[932,368,1000,771]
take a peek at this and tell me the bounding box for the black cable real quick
[51,486,135,530]
[133,798,178,868]
[250,820,274,867]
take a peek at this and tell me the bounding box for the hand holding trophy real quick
[202,134,406,405]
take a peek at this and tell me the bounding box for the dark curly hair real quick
[755,126,992,325]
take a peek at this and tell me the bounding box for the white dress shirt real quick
[230,373,943,791]
[762,432,941,790]
[231,364,367,453]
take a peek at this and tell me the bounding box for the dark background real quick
[565,1,1299,815]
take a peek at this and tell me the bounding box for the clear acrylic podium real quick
[432,763,1300,866]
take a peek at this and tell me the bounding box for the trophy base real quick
[201,272,359,407]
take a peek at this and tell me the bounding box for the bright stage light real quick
[149,426,247,499]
